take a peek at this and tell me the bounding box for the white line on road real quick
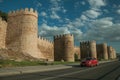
[40,67,98,80]
[40,61,117,80]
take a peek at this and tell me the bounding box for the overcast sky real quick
[0,0,120,53]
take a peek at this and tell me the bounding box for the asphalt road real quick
[0,61,120,80]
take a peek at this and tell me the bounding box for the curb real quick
[0,65,72,77]
[0,60,117,77]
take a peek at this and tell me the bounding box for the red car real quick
[80,57,99,67]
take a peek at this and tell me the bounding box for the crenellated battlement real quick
[80,40,97,58]
[54,34,73,39]
[107,46,113,51]
[0,7,116,61]
[80,40,96,46]
[38,36,53,45]
[102,43,107,46]
[54,34,74,62]
[109,46,112,48]
[97,43,107,47]
[8,8,38,17]
[80,41,89,46]
[89,40,96,43]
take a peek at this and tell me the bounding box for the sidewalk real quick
[0,64,72,77]
[0,60,117,77]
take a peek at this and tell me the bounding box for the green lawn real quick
[0,60,80,68]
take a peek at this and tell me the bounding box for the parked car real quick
[80,57,99,67]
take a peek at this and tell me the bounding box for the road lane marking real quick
[40,67,99,80]
[40,61,119,80]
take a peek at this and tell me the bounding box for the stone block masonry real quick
[0,8,54,61]
[80,40,97,59]
[54,34,74,62]
[80,41,116,60]
[38,36,54,61]
[0,8,117,61]
[6,8,40,58]
[0,17,7,48]
[0,8,74,61]
[74,47,81,60]
[107,46,114,59]
[97,43,108,60]
[89,40,97,59]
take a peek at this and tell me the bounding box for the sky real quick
[0,0,120,53]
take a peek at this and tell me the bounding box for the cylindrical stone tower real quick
[54,34,74,62]
[108,46,114,59]
[63,34,74,62]
[6,8,39,58]
[0,17,7,48]
[113,48,116,59]
[102,43,108,60]
[54,35,63,61]
[89,40,97,58]
[80,42,87,59]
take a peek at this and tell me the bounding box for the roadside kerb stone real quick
[0,60,117,77]
[0,65,72,77]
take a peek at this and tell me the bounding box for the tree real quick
[74,53,78,61]
[0,10,8,21]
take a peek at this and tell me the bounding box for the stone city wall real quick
[112,48,117,59]
[97,43,108,60]
[74,46,81,60]
[80,40,97,59]
[107,46,114,59]
[38,37,54,61]
[0,8,54,60]
[80,41,89,59]
[80,41,116,60]
[0,17,7,48]
[0,8,117,61]
[54,34,74,62]
[6,8,41,58]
